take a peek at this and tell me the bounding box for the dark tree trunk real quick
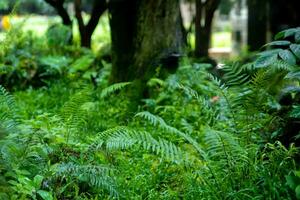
[195,0,221,58]
[247,0,268,51]
[44,0,72,26]
[109,0,137,83]
[75,0,107,48]
[109,0,183,83]
[109,0,183,107]
[179,9,188,47]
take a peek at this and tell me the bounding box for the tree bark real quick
[109,0,183,106]
[195,0,221,58]
[74,0,107,48]
[247,0,268,51]
[109,0,183,83]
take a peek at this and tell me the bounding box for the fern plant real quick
[89,126,186,164]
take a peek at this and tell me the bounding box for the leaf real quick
[33,175,44,189]
[296,185,300,200]
[286,174,298,189]
[289,106,300,118]
[39,56,70,73]
[263,40,291,47]
[290,44,300,59]
[37,190,53,200]
[295,32,300,43]
[284,28,298,38]
[100,82,131,98]
[286,172,300,190]
[275,28,298,40]
[275,31,285,40]
[285,71,300,80]
[258,49,282,57]
[254,55,277,68]
[70,55,94,72]
[279,50,296,65]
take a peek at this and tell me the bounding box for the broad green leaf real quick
[296,185,300,199]
[258,49,281,57]
[286,172,300,190]
[70,55,94,72]
[39,56,70,74]
[263,40,291,47]
[285,71,300,80]
[295,32,300,43]
[37,190,53,200]
[286,175,297,189]
[275,31,285,40]
[279,49,296,65]
[33,175,44,188]
[283,28,298,38]
[290,44,300,59]
[275,28,299,40]
[289,106,300,118]
[254,55,277,68]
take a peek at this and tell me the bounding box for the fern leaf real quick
[55,162,118,197]
[0,85,18,134]
[100,82,131,99]
[91,127,185,163]
[135,111,207,160]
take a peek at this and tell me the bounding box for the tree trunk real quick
[247,0,268,51]
[44,0,72,26]
[109,0,137,83]
[195,0,221,58]
[75,0,107,48]
[109,0,183,83]
[108,0,183,107]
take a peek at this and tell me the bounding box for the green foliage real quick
[0,0,9,10]
[46,24,72,48]
[1,27,300,199]
[100,82,131,98]
[90,126,185,163]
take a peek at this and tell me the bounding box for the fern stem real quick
[219,88,238,130]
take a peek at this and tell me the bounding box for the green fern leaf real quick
[135,111,207,160]
[100,82,131,99]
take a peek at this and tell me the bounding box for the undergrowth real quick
[0,28,300,199]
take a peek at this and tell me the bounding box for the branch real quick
[44,0,72,26]
[86,0,107,34]
[44,0,64,8]
[74,0,85,33]
[206,0,221,13]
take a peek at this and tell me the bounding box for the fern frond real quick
[222,63,251,86]
[176,83,199,99]
[100,82,131,99]
[0,85,17,134]
[55,162,118,197]
[91,127,185,163]
[0,85,15,109]
[270,60,296,72]
[135,111,167,127]
[203,127,249,164]
[60,88,91,129]
[135,111,207,160]
[207,73,228,91]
